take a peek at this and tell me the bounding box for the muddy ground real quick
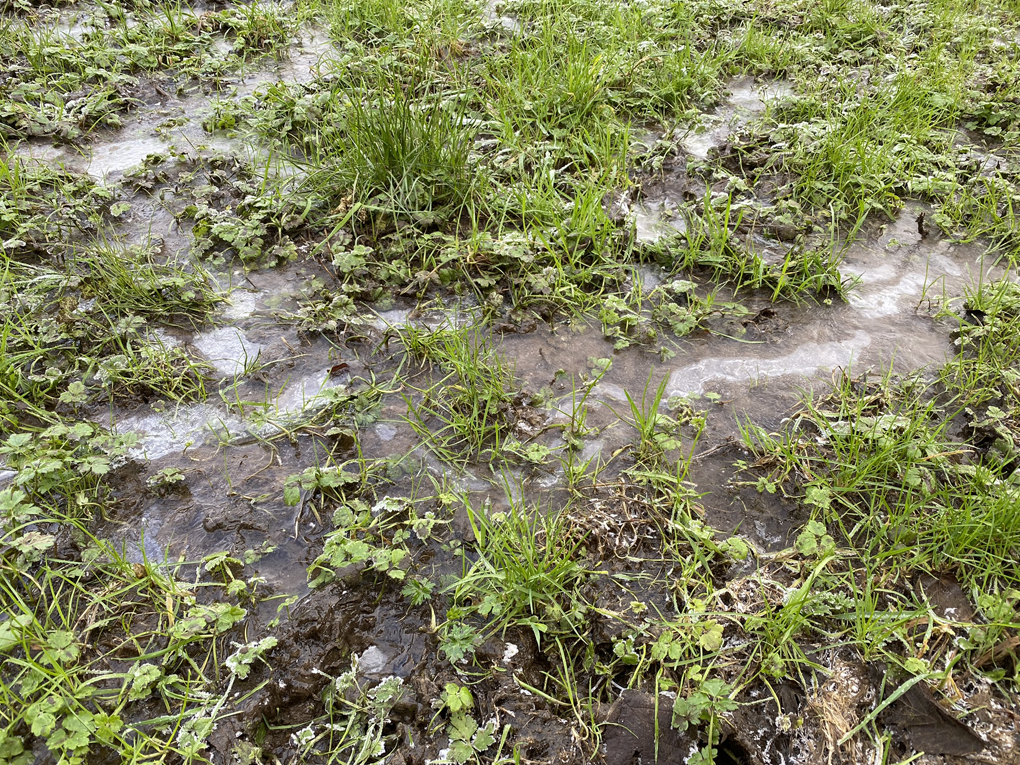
[3,0,1020,764]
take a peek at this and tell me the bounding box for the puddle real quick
[106,403,248,461]
[222,289,261,321]
[369,302,482,331]
[495,204,1003,541]
[192,327,265,378]
[12,27,331,184]
[88,133,168,179]
[482,0,522,33]
[236,28,336,94]
[632,199,686,244]
[271,368,342,414]
[14,95,246,181]
[844,202,1001,319]
[680,77,793,160]
[11,8,1020,765]
[666,330,874,395]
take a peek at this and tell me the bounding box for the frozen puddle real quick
[109,403,247,461]
[844,203,1000,319]
[15,121,169,180]
[504,207,1003,420]
[633,199,686,244]
[272,369,342,414]
[193,327,265,378]
[88,134,167,179]
[668,331,872,395]
[236,28,336,94]
[482,0,522,32]
[105,372,347,460]
[13,27,328,182]
[681,77,793,160]
[221,289,261,321]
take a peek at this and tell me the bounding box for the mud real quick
[89,193,1000,595]
[8,14,1019,759]
[601,690,698,764]
[12,23,330,180]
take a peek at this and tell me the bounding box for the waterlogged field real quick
[2,0,1020,762]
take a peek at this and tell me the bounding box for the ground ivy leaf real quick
[30,712,56,738]
[698,622,724,652]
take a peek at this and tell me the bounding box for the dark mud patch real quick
[878,673,985,757]
[602,690,698,765]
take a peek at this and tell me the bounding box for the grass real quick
[3,0,1020,762]
[448,494,586,644]
[401,324,521,463]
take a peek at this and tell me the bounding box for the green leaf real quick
[59,381,88,405]
[53,713,95,751]
[718,537,749,561]
[443,684,474,714]
[448,739,475,764]
[47,630,79,663]
[698,622,724,652]
[81,455,110,476]
[449,712,477,742]
[804,484,831,511]
[30,712,56,737]
[795,529,818,556]
[214,604,247,632]
[13,531,55,563]
[672,696,705,730]
[225,637,278,679]
[0,614,34,651]
[127,663,162,701]
[0,731,28,763]
[473,723,497,752]
[93,712,123,745]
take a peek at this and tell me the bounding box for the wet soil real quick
[6,14,1020,765]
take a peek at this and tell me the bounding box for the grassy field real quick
[1,0,1020,763]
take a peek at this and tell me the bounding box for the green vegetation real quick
[2,0,1020,762]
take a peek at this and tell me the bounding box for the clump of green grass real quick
[0,519,268,765]
[942,277,1020,405]
[402,325,521,463]
[444,495,586,649]
[0,240,218,418]
[305,77,481,217]
[738,327,1020,598]
[0,415,279,765]
[73,241,222,321]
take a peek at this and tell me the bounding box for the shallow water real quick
[632,198,686,244]
[26,50,1005,591]
[12,25,329,181]
[680,77,793,161]
[482,0,522,33]
[505,213,977,406]
[627,77,795,242]
[26,46,990,576]
[234,28,336,95]
[95,197,997,567]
